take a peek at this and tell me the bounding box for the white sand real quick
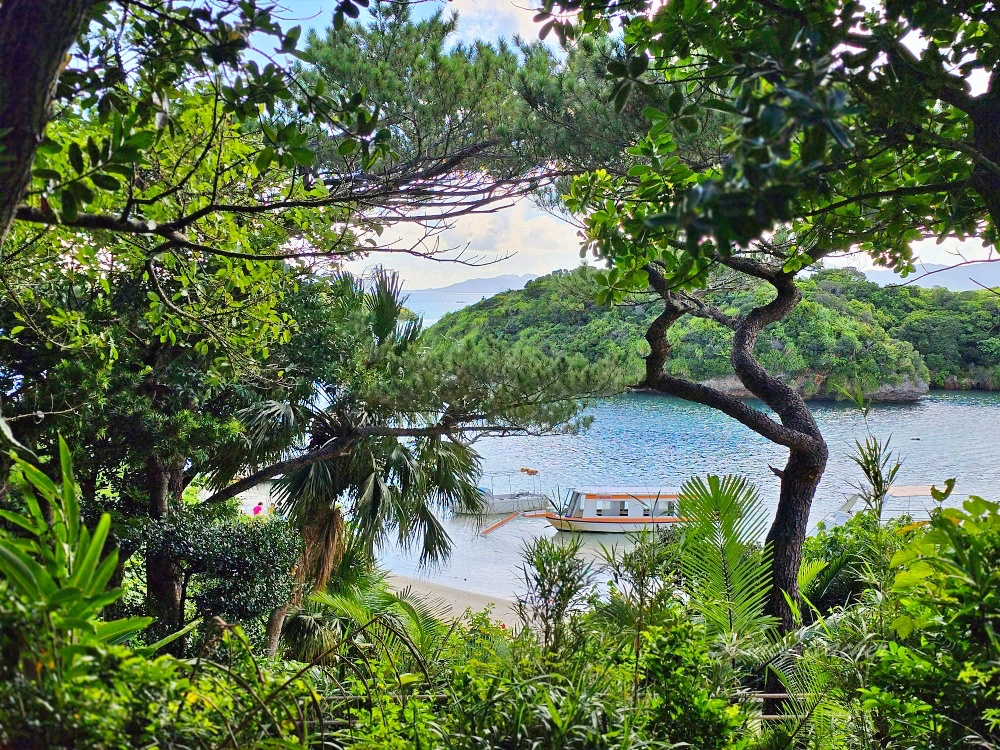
[386,573,519,627]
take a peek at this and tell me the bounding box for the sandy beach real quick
[387,573,519,627]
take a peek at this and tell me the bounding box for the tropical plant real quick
[597,527,681,704]
[516,535,596,655]
[678,475,776,647]
[0,438,327,747]
[0,437,155,667]
[865,495,1000,749]
[641,614,749,750]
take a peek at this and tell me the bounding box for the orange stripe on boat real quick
[545,513,685,523]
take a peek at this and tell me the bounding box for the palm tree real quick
[208,269,485,656]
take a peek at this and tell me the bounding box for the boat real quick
[812,484,950,531]
[472,489,550,515]
[456,469,549,515]
[546,486,682,533]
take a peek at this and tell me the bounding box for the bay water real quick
[381,391,1000,599]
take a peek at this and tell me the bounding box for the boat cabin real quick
[563,487,679,519]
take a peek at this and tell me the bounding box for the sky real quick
[274,1,996,290]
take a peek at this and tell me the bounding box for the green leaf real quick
[59,436,79,543]
[136,618,200,655]
[668,90,684,114]
[124,130,156,150]
[0,541,41,598]
[255,146,275,174]
[0,416,35,456]
[68,142,85,174]
[60,189,79,222]
[32,168,63,182]
[93,616,154,643]
[290,146,315,165]
[68,513,112,592]
[90,173,121,191]
[36,138,62,155]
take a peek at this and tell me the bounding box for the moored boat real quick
[470,489,549,515]
[546,486,682,533]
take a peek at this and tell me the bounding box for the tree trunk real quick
[265,602,290,659]
[766,445,828,629]
[642,261,829,630]
[0,0,90,245]
[145,454,186,650]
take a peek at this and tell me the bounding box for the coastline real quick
[386,573,519,627]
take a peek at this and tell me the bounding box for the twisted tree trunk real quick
[642,260,828,630]
[0,0,90,245]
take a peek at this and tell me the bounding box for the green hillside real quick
[429,266,1000,395]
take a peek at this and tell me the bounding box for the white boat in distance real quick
[454,488,549,515]
[546,486,682,533]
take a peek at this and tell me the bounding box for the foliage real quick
[142,507,301,624]
[516,535,596,655]
[429,267,932,398]
[864,497,1000,749]
[810,268,1000,388]
[545,0,1000,271]
[0,442,322,748]
[678,475,776,645]
[641,615,748,750]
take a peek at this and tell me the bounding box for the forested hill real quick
[426,267,1000,398]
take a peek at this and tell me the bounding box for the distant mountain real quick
[864,261,1000,291]
[410,274,539,295]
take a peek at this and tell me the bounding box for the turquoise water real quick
[381,391,1000,598]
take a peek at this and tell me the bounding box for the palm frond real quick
[763,649,850,749]
[678,475,777,642]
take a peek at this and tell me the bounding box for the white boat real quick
[454,488,550,515]
[546,486,682,533]
[812,484,949,531]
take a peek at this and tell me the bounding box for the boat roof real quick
[886,485,937,497]
[572,486,681,496]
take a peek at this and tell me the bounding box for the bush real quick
[641,611,748,750]
[862,497,1000,749]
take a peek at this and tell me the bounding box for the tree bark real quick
[264,602,290,659]
[145,453,187,650]
[0,0,90,245]
[765,446,827,627]
[642,261,828,630]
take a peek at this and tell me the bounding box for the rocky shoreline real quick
[692,374,929,402]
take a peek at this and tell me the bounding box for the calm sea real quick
[381,391,1000,598]
[406,291,484,325]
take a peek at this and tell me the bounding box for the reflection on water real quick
[381,391,1000,598]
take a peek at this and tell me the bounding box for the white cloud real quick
[345,200,585,288]
[446,0,545,42]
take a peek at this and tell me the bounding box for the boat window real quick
[595,500,613,517]
[619,502,629,516]
[643,505,651,516]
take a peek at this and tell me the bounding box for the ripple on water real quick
[380,392,1000,599]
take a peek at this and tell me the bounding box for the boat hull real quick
[545,514,682,533]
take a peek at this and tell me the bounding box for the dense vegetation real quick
[3,440,998,749]
[430,267,1000,395]
[3,0,1000,747]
